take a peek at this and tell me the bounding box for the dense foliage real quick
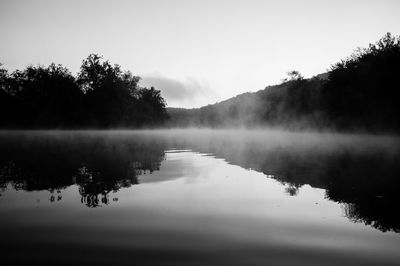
[2,33,399,132]
[321,33,400,132]
[0,54,168,128]
[169,33,400,133]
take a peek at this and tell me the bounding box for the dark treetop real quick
[0,54,169,128]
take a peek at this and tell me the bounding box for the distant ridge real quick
[168,72,329,112]
[166,72,328,128]
[166,34,400,133]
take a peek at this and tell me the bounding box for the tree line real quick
[168,33,400,133]
[0,54,169,128]
[2,33,399,132]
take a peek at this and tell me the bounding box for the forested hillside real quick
[168,33,400,133]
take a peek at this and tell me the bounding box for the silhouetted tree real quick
[78,54,134,126]
[282,70,304,82]
[321,32,400,131]
[0,64,13,125]
[77,54,168,127]
[136,87,168,125]
[0,54,169,128]
[0,63,83,127]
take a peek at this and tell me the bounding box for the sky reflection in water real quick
[0,130,399,266]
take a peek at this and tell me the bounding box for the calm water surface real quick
[0,130,399,266]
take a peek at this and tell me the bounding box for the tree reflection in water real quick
[0,131,399,232]
[190,137,400,233]
[0,132,166,207]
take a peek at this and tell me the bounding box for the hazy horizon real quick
[1,2,400,264]
[1,0,400,108]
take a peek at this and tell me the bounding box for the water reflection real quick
[0,130,399,232]
[0,132,166,207]
[223,147,400,233]
[165,130,400,233]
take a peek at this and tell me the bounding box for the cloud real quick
[140,75,216,108]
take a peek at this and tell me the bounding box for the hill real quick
[167,33,400,133]
[167,75,326,129]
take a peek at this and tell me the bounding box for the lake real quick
[0,129,399,266]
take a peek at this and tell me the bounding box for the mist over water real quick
[0,129,399,266]
[1,0,400,265]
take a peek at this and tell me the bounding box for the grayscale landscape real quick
[1,1,400,265]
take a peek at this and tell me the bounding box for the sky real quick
[1,0,399,108]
